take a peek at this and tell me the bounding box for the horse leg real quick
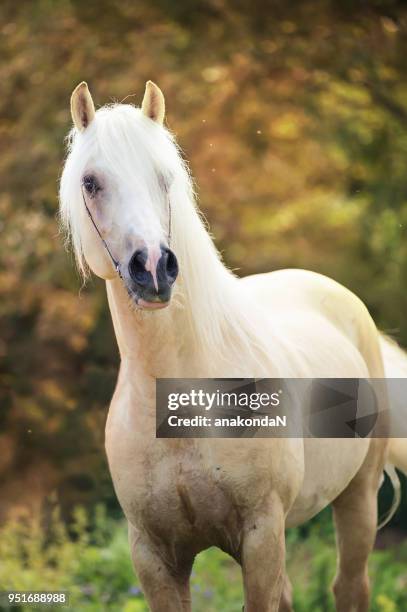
[128,524,192,612]
[241,493,286,612]
[332,439,387,612]
[279,573,293,612]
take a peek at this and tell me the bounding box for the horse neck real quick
[105,273,234,382]
[106,279,183,379]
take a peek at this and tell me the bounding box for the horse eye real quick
[83,175,100,196]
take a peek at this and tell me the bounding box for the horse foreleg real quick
[332,439,387,612]
[278,573,293,612]
[241,493,286,612]
[128,524,192,612]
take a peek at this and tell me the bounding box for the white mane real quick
[59,104,296,377]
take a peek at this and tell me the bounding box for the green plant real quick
[0,505,406,611]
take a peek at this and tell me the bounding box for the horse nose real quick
[128,246,178,302]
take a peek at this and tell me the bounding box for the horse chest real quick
[107,431,247,551]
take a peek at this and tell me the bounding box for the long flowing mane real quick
[59,103,297,377]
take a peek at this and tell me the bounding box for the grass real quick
[0,505,406,611]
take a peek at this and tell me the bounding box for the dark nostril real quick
[128,249,150,286]
[162,248,179,284]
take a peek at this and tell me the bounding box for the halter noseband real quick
[81,184,172,280]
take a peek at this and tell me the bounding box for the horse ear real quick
[141,81,165,125]
[70,82,95,131]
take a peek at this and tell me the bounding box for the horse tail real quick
[378,464,402,529]
[373,334,407,529]
[380,334,407,475]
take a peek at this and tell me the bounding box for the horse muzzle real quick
[127,246,178,308]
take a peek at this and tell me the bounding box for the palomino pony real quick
[60,81,407,612]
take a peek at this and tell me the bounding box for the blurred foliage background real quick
[0,0,407,607]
